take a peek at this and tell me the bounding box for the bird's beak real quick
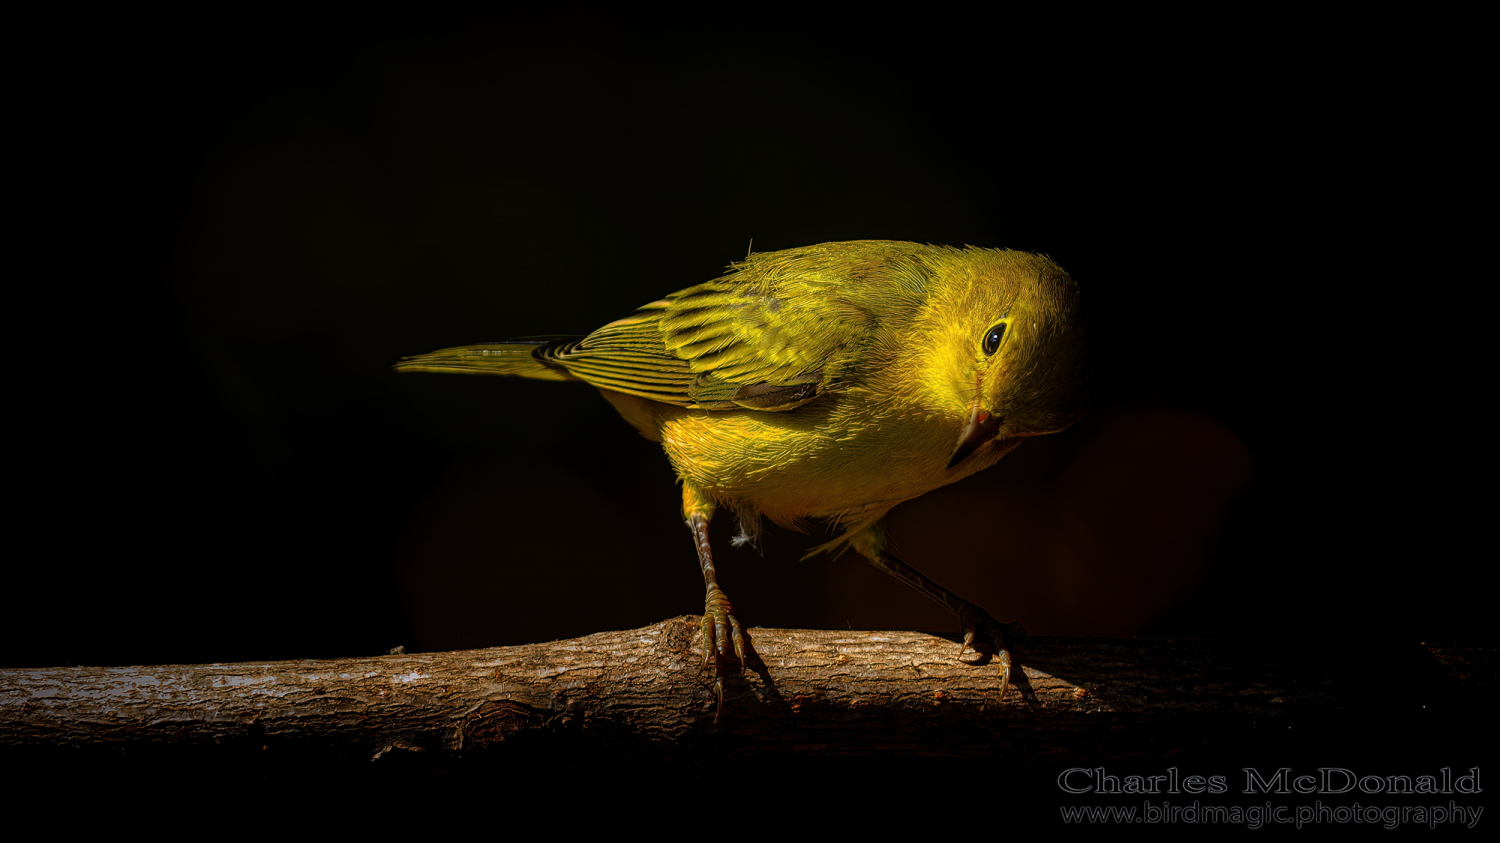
[946,405,1003,469]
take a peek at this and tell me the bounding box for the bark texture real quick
[1,618,1491,766]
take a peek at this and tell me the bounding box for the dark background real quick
[8,5,1489,814]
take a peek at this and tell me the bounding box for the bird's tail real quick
[394,337,581,382]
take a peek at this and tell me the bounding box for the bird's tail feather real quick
[395,337,581,382]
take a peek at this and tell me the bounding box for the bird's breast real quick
[657,395,983,524]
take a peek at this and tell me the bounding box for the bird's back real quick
[538,241,935,410]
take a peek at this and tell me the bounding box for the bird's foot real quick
[956,605,1028,701]
[700,585,746,722]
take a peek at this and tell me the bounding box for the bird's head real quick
[913,248,1095,470]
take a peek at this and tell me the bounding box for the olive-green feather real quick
[399,241,937,412]
[394,337,579,381]
[550,241,937,410]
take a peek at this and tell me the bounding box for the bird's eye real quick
[982,324,1006,356]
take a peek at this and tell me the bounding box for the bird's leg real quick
[683,482,745,719]
[848,521,1026,700]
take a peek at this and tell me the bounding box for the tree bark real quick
[1,618,1491,766]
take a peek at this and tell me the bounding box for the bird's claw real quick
[956,606,1027,701]
[701,586,745,722]
[701,586,746,666]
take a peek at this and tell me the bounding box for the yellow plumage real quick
[398,240,1093,708]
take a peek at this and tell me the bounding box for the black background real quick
[8,6,1489,819]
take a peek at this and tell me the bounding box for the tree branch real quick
[2,618,1492,766]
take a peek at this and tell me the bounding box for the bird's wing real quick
[545,260,877,411]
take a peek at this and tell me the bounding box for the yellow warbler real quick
[398,240,1093,707]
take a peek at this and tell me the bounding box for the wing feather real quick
[545,241,931,410]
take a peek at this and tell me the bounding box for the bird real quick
[397,240,1093,712]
